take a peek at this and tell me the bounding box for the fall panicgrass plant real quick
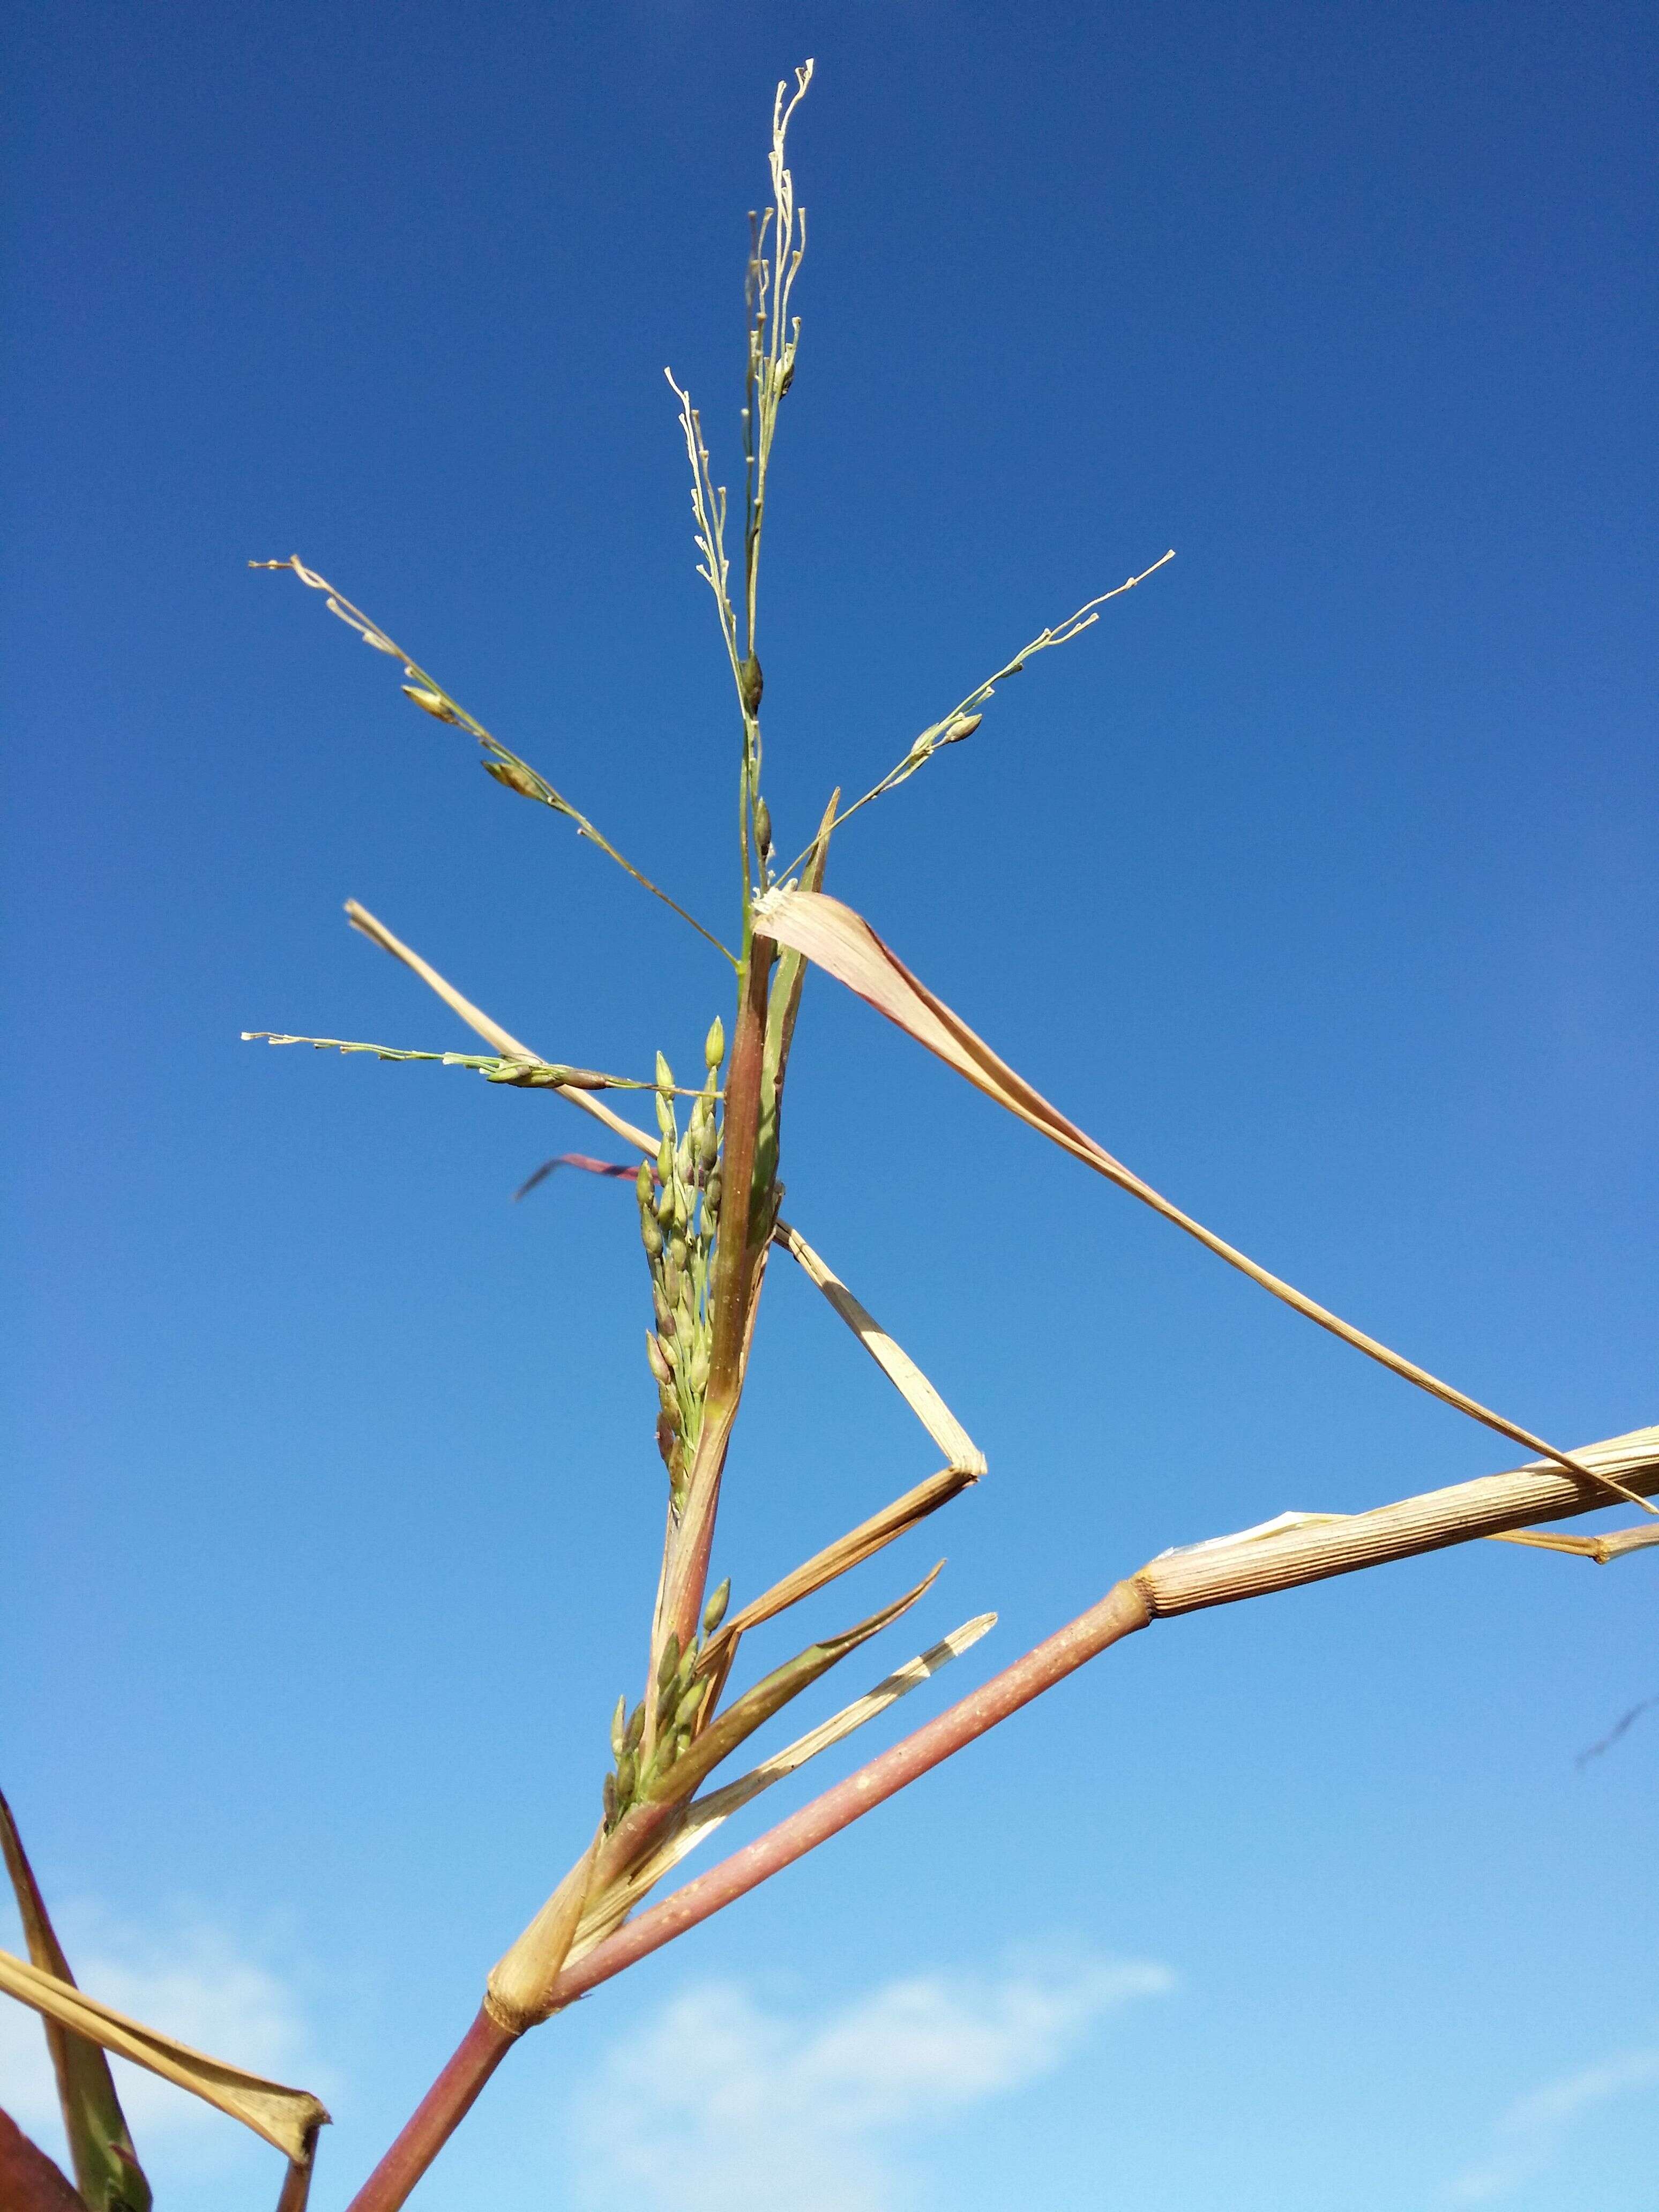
[6,61,1656,2211]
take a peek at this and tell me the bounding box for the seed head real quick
[403,684,460,723]
[483,758,545,797]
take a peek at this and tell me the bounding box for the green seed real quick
[656,1634,681,1692]
[740,654,764,715]
[640,1209,664,1258]
[615,1748,637,1801]
[610,1692,627,1758]
[704,1016,726,1070]
[655,1050,674,1095]
[646,1332,672,1385]
[602,1772,617,1825]
[702,1578,731,1634]
[755,795,773,854]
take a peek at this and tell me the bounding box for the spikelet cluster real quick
[602,1578,731,1828]
[637,1016,726,1505]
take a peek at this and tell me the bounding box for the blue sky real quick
[3,4,1655,2208]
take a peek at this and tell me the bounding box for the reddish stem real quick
[550,1576,1154,2007]
[343,2006,517,2212]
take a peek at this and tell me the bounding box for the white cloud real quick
[1446,2044,1659,2203]
[570,1947,1174,2212]
[0,1907,318,2174]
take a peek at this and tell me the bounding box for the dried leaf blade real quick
[752,886,1650,1513]
[0,1788,151,2212]
[0,1948,328,2164]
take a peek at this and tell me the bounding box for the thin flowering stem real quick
[776,550,1175,879]
[250,557,737,966]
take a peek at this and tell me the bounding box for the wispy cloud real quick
[570,1947,1174,2212]
[1446,2044,1659,2203]
[0,1905,318,2171]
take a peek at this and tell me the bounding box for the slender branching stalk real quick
[775,550,1176,879]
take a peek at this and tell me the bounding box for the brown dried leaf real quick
[0,1786,150,2212]
[0,1950,328,2164]
[709,1471,973,1664]
[773,1219,984,1475]
[753,886,1650,1514]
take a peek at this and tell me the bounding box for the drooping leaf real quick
[752,886,1651,1514]
[773,1217,984,1475]
[0,1787,150,2211]
[0,1948,327,2164]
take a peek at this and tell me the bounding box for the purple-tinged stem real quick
[551,1577,1154,2006]
[343,2006,517,2212]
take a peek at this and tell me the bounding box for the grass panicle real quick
[11,60,1647,2212]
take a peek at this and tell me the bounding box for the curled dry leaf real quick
[752,886,1651,1516]
[0,1949,328,2166]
